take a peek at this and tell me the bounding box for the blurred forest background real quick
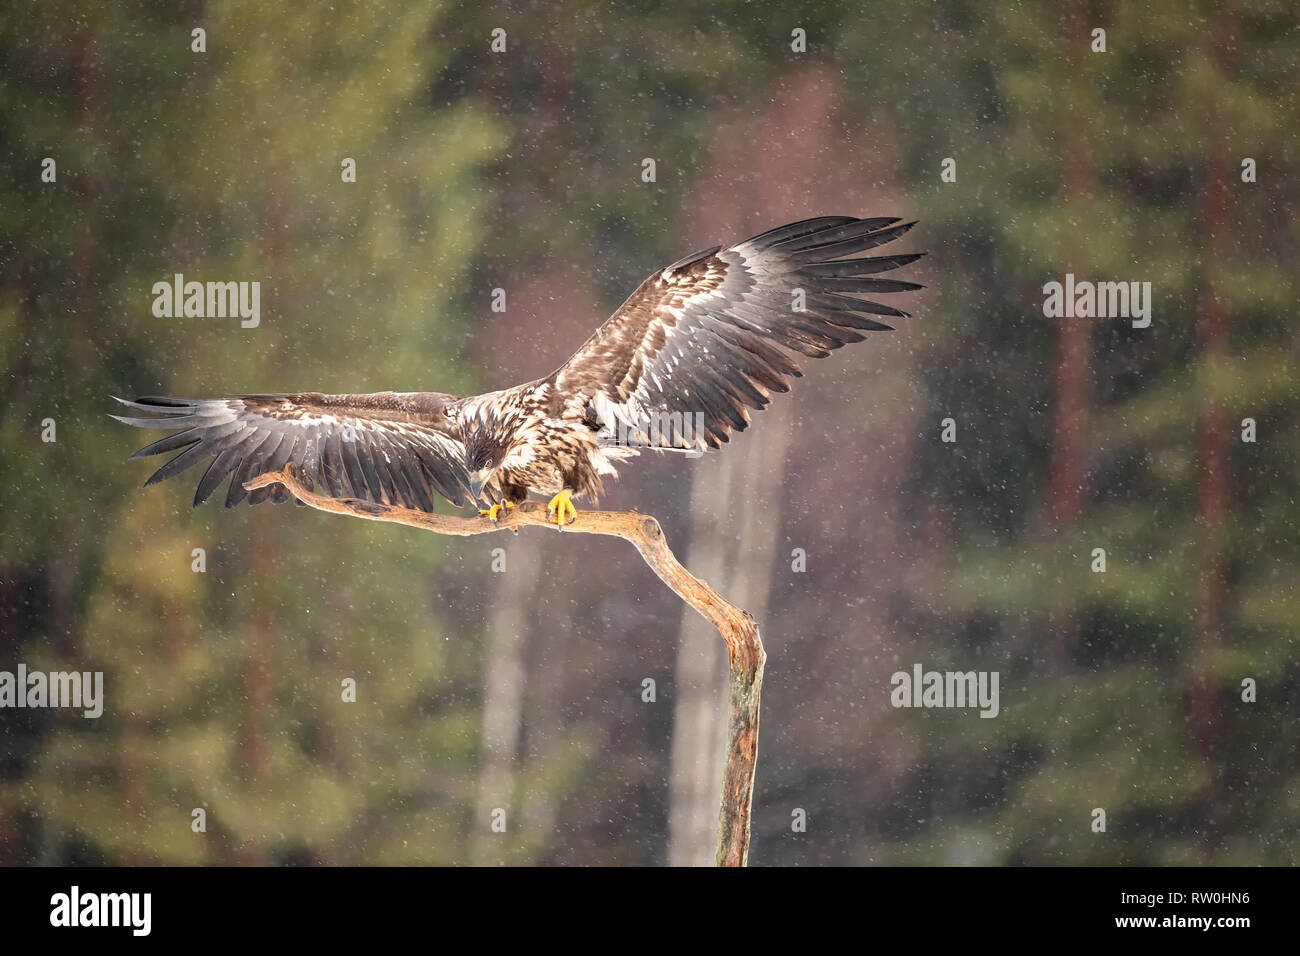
[1,0,1297,865]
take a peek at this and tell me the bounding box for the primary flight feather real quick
[115,216,923,526]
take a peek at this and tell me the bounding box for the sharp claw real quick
[546,491,576,530]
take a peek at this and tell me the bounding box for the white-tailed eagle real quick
[115,216,922,526]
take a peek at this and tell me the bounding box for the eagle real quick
[115,216,922,527]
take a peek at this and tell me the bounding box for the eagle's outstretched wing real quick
[112,392,471,510]
[547,216,923,451]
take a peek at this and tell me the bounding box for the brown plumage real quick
[114,216,923,513]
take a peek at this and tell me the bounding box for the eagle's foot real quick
[479,502,508,523]
[546,490,577,529]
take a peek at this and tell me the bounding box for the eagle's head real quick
[464,423,511,503]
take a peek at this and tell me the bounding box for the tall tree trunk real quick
[667,452,735,865]
[667,64,845,864]
[237,529,276,865]
[235,173,292,866]
[517,585,574,853]
[1044,2,1095,670]
[668,405,791,866]
[471,533,542,864]
[1191,9,1236,835]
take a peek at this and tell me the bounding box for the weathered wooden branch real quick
[245,463,766,866]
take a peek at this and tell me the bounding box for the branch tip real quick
[240,463,767,866]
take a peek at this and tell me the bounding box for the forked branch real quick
[245,463,766,866]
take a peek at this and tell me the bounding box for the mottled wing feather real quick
[549,216,923,451]
[113,391,471,510]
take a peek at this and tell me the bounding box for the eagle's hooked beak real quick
[469,476,485,502]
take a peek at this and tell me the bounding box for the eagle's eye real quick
[468,444,495,472]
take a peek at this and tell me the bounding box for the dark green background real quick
[1,1,1295,864]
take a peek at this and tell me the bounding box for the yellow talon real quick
[479,503,505,522]
[546,490,577,529]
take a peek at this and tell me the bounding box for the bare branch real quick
[245,463,766,866]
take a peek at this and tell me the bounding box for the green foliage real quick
[1,0,1296,865]
[863,0,1300,864]
[1,0,516,864]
